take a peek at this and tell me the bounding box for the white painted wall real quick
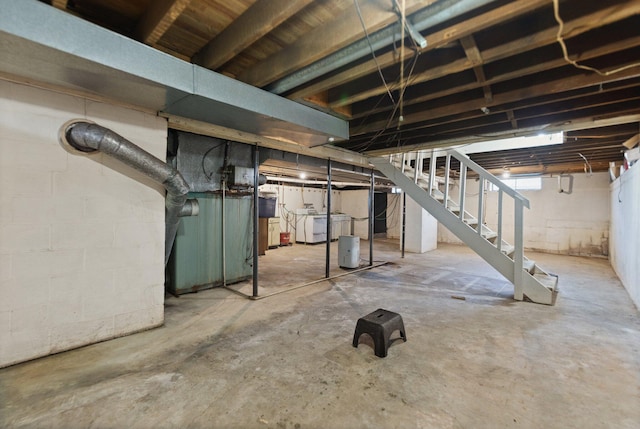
[404,197,438,253]
[339,189,369,239]
[610,164,640,309]
[259,184,342,241]
[0,81,166,367]
[438,173,610,256]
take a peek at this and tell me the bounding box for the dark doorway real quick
[373,192,387,233]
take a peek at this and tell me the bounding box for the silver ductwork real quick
[60,120,196,266]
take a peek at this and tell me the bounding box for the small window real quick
[489,177,541,191]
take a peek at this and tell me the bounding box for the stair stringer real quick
[370,156,556,304]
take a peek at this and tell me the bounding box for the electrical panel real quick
[229,166,254,187]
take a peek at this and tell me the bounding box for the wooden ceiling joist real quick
[328,1,640,112]
[350,37,640,128]
[353,63,640,135]
[298,0,548,107]
[236,0,434,87]
[51,0,68,10]
[460,35,493,103]
[623,133,640,149]
[193,0,314,70]
[136,0,192,45]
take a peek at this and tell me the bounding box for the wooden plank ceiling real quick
[44,0,640,175]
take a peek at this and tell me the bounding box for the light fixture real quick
[299,172,307,179]
[502,168,511,179]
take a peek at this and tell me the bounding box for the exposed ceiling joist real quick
[237,0,433,87]
[352,62,640,135]
[333,1,640,112]
[51,0,67,10]
[136,0,192,45]
[460,35,492,103]
[363,113,640,157]
[350,34,640,120]
[193,0,314,70]
[623,133,640,149]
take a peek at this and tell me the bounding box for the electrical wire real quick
[201,142,225,180]
[577,152,593,176]
[553,0,640,76]
[349,51,422,152]
[354,0,396,105]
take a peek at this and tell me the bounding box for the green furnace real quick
[167,192,253,295]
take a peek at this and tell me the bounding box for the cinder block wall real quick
[259,184,343,241]
[0,80,167,367]
[438,173,611,256]
[610,164,640,309]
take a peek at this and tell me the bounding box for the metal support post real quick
[443,154,451,209]
[401,192,406,258]
[513,199,524,300]
[222,178,226,286]
[497,190,503,252]
[459,165,467,220]
[252,145,259,298]
[477,178,484,235]
[326,158,332,278]
[428,149,436,196]
[369,169,374,266]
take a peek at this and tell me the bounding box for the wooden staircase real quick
[370,149,558,305]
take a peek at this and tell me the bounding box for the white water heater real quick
[338,235,360,269]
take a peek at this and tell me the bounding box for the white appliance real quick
[267,217,280,248]
[338,235,360,268]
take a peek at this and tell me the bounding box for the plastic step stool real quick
[352,309,407,357]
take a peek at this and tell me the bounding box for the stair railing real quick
[394,149,530,299]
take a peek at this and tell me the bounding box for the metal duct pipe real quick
[178,199,199,217]
[60,120,193,266]
[267,0,496,94]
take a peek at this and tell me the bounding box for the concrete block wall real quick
[404,197,438,253]
[260,184,343,241]
[339,189,369,239]
[610,164,640,309]
[0,80,167,367]
[438,173,610,257]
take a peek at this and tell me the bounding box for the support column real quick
[369,170,374,266]
[252,145,259,298]
[401,192,406,258]
[325,158,332,278]
[404,196,437,253]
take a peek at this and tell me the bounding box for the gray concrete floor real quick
[1,240,639,429]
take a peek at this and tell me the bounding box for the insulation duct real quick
[60,120,196,265]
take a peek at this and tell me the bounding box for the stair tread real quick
[499,244,514,255]
[533,272,559,291]
[482,231,497,240]
[523,259,535,273]
[375,155,557,305]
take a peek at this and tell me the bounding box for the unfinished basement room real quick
[1,0,640,428]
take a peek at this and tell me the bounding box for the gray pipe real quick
[61,121,192,266]
[178,199,200,217]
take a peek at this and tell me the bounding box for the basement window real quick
[489,177,542,191]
